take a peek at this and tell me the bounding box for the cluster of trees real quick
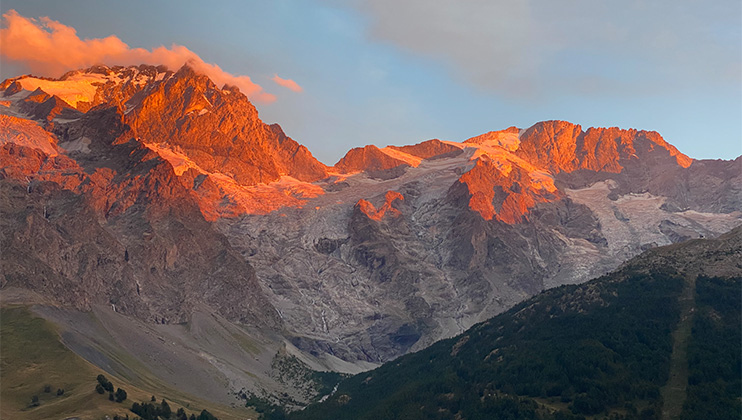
[96,374,127,403]
[131,397,219,420]
[131,399,172,420]
[272,267,685,420]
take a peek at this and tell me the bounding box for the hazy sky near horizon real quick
[1,0,740,164]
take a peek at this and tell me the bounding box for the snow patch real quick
[379,147,423,167]
[59,136,92,154]
[465,130,520,152]
[145,143,203,176]
[15,73,108,108]
[0,114,58,155]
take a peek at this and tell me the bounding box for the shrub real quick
[115,387,128,403]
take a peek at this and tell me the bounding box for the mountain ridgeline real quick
[274,228,741,420]
[0,63,740,411]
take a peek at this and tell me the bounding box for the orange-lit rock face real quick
[3,65,333,220]
[458,159,558,224]
[126,65,328,186]
[455,121,692,223]
[357,191,405,221]
[516,121,583,173]
[517,120,692,173]
[3,65,328,187]
[143,142,325,221]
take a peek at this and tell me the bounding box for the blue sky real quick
[1,0,740,164]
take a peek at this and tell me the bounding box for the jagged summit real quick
[2,63,329,218]
[330,121,696,223]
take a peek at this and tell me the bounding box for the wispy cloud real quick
[272,74,303,92]
[0,10,276,103]
[350,0,741,98]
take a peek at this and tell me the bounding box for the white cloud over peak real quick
[0,10,276,103]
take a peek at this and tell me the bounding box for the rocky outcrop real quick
[356,191,404,221]
[17,88,81,122]
[455,158,559,223]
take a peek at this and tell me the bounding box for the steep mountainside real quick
[1,64,740,369]
[278,228,742,420]
[1,75,279,328]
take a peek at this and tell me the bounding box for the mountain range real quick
[1,63,740,417]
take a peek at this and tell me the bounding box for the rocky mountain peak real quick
[387,139,463,160]
[122,63,327,187]
[517,120,692,173]
[333,144,409,173]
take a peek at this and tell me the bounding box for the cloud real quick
[348,0,741,97]
[0,10,275,103]
[355,0,536,95]
[272,74,303,92]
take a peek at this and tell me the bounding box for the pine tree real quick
[160,399,172,418]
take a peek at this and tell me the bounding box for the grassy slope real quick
[0,306,258,420]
